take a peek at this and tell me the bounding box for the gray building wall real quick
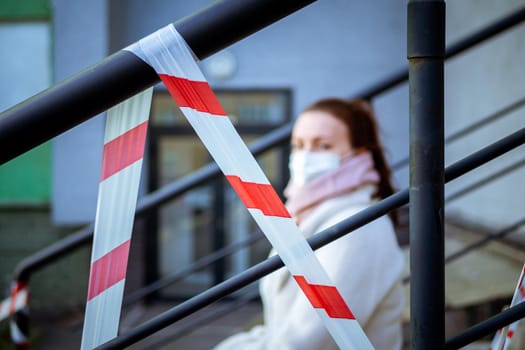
[51,1,525,231]
[51,0,108,224]
[54,0,409,223]
[443,1,525,230]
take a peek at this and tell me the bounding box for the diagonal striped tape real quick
[80,88,153,350]
[125,24,373,350]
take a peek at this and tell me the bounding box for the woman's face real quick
[291,110,353,158]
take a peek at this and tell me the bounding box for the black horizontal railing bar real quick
[1,4,524,167]
[354,5,525,100]
[445,97,525,144]
[85,148,525,310]
[136,123,292,217]
[445,301,525,349]
[143,287,260,349]
[444,216,525,265]
[13,224,94,282]
[123,231,265,306]
[12,124,291,282]
[402,216,525,285]
[312,127,525,254]
[95,128,525,349]
[96,251,285,349]
[445,156,525,203]
[0,0,316,165]
[392,95,525,171]
[4,3,525,343]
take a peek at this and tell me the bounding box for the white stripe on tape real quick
[92,161,144,261]
[104,91,152,142]
[180,107,268,183]
[82,281,126,350]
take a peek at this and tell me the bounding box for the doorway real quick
[147,88,292,298]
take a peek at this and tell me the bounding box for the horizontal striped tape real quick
[87,240,130,301]
[100,121,148,181]
[294,275,355,319]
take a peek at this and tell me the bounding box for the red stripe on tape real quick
[9,281,27,315]
[87,241,130,301]
[294,275,355,319]
[159,74,227,116]
[100,121,148,181]
[226,175,291,218]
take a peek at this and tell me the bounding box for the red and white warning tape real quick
[10,315,29,349]
[80,88,153,350]
[489,263,525,350]
[0,281,29,348]
[0,281,28,322]
[125,24,373,350]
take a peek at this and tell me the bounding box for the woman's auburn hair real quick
[302,97,399,225]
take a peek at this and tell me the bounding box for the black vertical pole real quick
[408,1,446,349]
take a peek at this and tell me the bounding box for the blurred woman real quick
[213,98,405,350]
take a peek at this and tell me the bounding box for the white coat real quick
[213,185,405,350]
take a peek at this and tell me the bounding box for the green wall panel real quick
[0,0,50,20]
[0,142,51,205]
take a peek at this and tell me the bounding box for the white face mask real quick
[289,151,341,187]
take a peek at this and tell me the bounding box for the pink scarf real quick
[284,151,380,225]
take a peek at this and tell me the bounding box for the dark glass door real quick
[148,89,291,298]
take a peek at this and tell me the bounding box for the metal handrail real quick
[12,124,292,283]
[0,0,317,165]
[1,3,524,348]
[10,0,525,289]
[141,287,260,349]
[446,301,525,349]
[95,127,525,349]
[445,217,525,265]
[1,4,525,166]
[127,156,525,306]
[354,5,525,100]
[123,231,265,306]
[392,96,525,171]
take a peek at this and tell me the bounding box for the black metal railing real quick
[9,0,525,303]
[1,1,525,349]
[126,153,525,310]
[95,126,525,349]
[392,95,525,172]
